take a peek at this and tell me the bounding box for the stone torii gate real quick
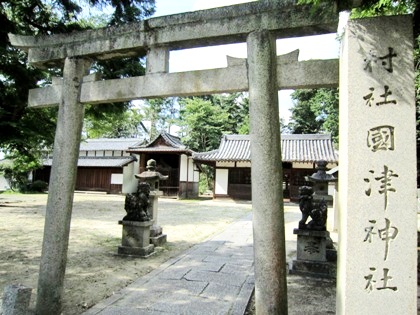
[10,1,352,314]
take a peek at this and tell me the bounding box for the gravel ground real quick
[0,192,252,314]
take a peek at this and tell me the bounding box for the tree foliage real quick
[0,0,155,190]
[178,93,249,152]
[204,93,250,135]
[84,106,146,138]
[287,88,339,143]
[178,97,230,152]
[296,0,419,142]
[141,98,179,140]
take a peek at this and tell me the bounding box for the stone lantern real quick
[135,159,168,246]
[292,160,337,277]
[307,160,336,209]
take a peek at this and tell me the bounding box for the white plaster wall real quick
[96,150,104,157]
[180,155,198,182]
[195,170,200,182]
[87,150,95,157]
[111,173,123,185]
[216,161,235,167]
[326,162,337,169]
[0,175,10,191]
[179,154,188,181]
[292,162,313,169]
[187,157,199,182]
[215,169,229,195]
[292,162,337,169]
[105,150,113,157]
[122,159,138,194]
[236,161,251,167]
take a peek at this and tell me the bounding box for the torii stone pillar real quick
[247,30,288,314]
[36,57,91,315]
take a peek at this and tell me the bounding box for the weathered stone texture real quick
[35,57,91,315]
[2,284,32,315]
[247,30,288,314]
[9,1,338,67]
[337,15,416,315]
[28,54,338,107]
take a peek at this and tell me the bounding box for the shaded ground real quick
[245,276,336,315]
[0,193,252,314]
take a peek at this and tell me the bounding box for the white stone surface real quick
[215,169,228,195]
[337,15,416,314]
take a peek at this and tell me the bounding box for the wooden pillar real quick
[36,57,91,315]
[247,30,288,314]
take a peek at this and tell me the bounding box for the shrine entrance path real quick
[82,202,339,315]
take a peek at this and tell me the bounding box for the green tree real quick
[298,0,420,141]
[142,98,178,140]
[84,106,146,138]
[179,97,230,152]
[287,89,324,134]
[287,88,339,142]
[206,93,250,135]
[0,0,155,190]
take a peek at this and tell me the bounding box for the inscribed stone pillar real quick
[247,30,288,314]
[36,57,91,315]
[337,16,416,314]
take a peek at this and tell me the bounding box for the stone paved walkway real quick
[83,213,254,315]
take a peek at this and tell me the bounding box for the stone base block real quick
[2,284,32,315]
[118,220,155,258]
[150,225,163,237]
[118,244,155,258]
[293,229,330,262]
[291,259,336,278]
[150,234,167,247]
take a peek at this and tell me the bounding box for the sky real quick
[150,0,345,124]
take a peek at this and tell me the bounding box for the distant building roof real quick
[42,138,141,168]
[127,132,193,155]
[193,135,250,162]
[79,138,144,151]
[193,134,338,163]
[43,156,136,168]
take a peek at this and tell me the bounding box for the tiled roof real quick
[79,138,144,152]
[281,134,337,163]
[43,156,136,168]
[128,132,193,154]
[194,135,250,162]
[159,132,186,149]
[193,134,338,163]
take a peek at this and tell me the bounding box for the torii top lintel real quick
[9,1,343,68]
